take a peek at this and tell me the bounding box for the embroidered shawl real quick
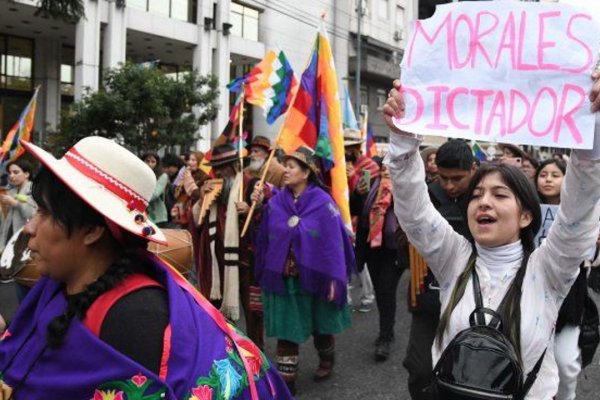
[0,253,291,400]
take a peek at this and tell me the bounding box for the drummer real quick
[0,159,36,313]
[0,137,292,399]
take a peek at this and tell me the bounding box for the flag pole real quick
[240,18,323,237]
[240,67,303,237]
[238,85,245,203]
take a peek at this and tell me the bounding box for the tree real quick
[48,62,219,155]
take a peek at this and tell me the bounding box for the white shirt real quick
[385,133,600,399]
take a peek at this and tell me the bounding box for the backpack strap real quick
[82,273,163,337]
[471,268,485,326]
[519,348,547,399]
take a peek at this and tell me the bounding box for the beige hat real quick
[284,145,320,177]
[343,128,365,147]
[21,137,167,245]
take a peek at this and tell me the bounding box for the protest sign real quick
[535,204,558,248]
[395,2,600,149]
[535,203,597,259]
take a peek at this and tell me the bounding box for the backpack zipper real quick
[436,379,515,399]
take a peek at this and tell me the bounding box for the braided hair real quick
[32,167,147,349]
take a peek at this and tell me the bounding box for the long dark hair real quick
[141,151,162,178]
[535,159,566,204]
[32,167,146,348]
[436,164,541,359]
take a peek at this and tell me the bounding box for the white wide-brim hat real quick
[21,137,167,245]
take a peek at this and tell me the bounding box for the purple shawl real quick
[0,253,291,400]
[255,184,356,307]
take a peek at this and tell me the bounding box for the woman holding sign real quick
[382,71,600,399]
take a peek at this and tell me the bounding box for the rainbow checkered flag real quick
[228,50,298,124]
[0,86,39,168]
[278,24,351,229]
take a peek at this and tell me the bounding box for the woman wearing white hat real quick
[0,137,291,400]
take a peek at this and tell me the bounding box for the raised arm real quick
[537,133,600,298]
[383,81,471,286]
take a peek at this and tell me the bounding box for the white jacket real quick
[385,133,600,399]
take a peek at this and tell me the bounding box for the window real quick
[160,63,192,81]
[127,0,197,23]
[377,89,387,110]
[61,46,75,97]
[171,0,190,21]
[127,0,147,11]
[360,87,368,109]
[0,35,33,91]
[378,0,389,19]
[0,95,30,139]
[148,0,170,17]
[230,2,259,41]
[395,5,404,28]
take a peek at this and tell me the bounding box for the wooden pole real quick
[238,86,245,203]
[239,17,317,237]
[239,71,303,237]
[240,143,277,237]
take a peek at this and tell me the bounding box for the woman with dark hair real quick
[535,158,589,400]
[0,159,37,303]
[0,159,36,254]
[141,152,169,227]
[535,158,566,205]
[181,151,209,220]
[0,137,291,399]
[254,145,355,394]
[382,74,600,399]
[420,147,438,184]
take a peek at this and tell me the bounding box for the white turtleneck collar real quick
[475,240,523,284]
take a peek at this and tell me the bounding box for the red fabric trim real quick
[159,324,172,380]
[65,148,148,212]
[83,273,163,337]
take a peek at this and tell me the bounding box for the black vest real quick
[428,181,470,239]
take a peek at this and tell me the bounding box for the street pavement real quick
[260,272,600,400]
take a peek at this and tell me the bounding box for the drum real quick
[14,260,39,288]
[1,228,194,287]
[0,227,40,287]
[147,229,193,275]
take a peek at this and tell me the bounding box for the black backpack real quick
[432,266,546,400]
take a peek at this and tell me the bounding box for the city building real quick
[0,0,420,151]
